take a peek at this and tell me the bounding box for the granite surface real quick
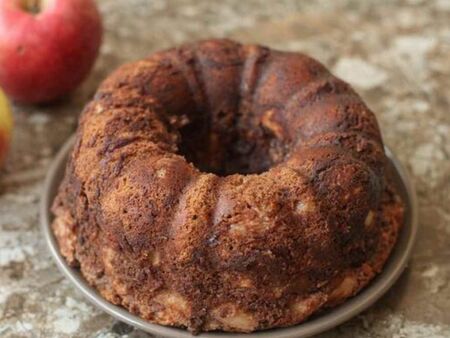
[0,0,449,337]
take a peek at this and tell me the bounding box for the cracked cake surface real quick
[52,39,404,333]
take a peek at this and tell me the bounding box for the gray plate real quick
[40,135,418,338]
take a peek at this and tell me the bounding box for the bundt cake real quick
[52,39,404,333]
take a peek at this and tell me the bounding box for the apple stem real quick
[21,0,43,14]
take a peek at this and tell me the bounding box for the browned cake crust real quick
[51,39,404,333]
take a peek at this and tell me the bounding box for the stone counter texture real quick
[0,0,449,337]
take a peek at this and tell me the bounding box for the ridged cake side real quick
[52,39,403,333]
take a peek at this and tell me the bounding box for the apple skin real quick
[0,88,13,168]
[0,0,103,103]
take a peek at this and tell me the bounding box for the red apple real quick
[0,0,102,103]
[0,88,13,168]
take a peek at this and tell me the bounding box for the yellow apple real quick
[0,89,13,168]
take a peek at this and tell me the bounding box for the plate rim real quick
[40,135,418,338]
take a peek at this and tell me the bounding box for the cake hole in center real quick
[176,110,288,176]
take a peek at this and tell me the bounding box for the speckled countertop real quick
[0,0,449,337]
